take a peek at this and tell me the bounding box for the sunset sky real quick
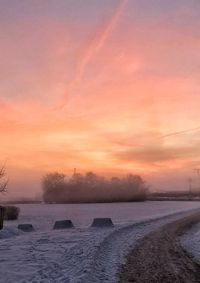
[1,0,200,198]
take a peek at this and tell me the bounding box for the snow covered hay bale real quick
[18,224,34,232]
[53,220,74,230]
[91,218,114,228]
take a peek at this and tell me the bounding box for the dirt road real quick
[119,212,200,283]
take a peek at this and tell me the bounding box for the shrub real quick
[4,206,20,220]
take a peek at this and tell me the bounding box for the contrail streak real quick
[76,0,128,82]
[56,0,128,110]
[160,126,200,139]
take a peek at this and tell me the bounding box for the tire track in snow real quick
[81,209,200,283]
[0,208,200,283]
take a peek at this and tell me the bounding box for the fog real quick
[42,172,148,203]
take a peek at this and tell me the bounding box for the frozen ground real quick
[4,201,200,230]
[181,220,200,264]
[0,201,200,283]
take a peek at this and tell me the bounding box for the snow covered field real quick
[1,201,200,283]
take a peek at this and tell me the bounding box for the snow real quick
[0,227,22,239]
[0,201,200,283]
[181,221,200,263]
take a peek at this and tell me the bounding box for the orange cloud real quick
[1,1,200,197]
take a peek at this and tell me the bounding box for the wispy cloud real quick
[114,143,200,164]
[1,0,200,196]
[56,0,128,110]
[75,0,128,82]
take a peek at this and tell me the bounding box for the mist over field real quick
[42,172,148,203]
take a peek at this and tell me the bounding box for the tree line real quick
[42,171,148,203]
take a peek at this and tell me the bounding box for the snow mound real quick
[0,227,21,239]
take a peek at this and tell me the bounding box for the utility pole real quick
[188,177,192,198]
[73,168,77,176]
[194,168,200,195]
[194,168,200,176]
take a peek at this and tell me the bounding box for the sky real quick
[1,0,200,198]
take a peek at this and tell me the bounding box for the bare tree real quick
[0,165,8,193]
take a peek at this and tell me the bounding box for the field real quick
[1,201,200,282]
